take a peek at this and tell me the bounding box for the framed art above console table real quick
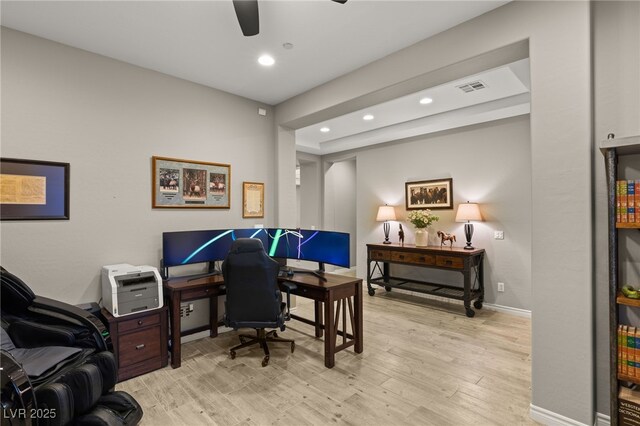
[152,156,230,208]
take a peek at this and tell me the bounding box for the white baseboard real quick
[483,302,532,318]
[595,412,610,426]
[530,404,589,426]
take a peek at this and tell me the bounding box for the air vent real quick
[457,80,487,93]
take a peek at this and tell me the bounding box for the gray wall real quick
[324,159,357,267]
[593,1,640,416]
[323,116,532,310]
[0,28,276,303]
[276,1,593,422]
[296,152,323,230]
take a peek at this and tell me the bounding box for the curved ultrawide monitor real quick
[266,228,350,268]
[162,228,269,268]
[162,228,350,269]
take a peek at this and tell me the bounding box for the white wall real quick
[276,1,592,422]
[593,1,640,416]
[0,28,276,304]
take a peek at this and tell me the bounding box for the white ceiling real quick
[1,0,510,105]
[296,59,531,155]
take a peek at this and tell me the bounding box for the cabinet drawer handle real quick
[138,320,143,325]
[419,257,425,262]
[399,255,405,259]
[135,344,145,350]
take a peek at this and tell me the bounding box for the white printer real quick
[101,264,163,317]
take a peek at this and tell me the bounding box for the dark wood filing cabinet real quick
[102,306,168,382]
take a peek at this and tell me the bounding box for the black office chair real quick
[222,238,295,367]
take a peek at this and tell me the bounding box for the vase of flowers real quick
[407,209,439,247]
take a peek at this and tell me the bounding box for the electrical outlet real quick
[498,282,505,292]
[494,230,504,240]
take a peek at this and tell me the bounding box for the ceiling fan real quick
[232,0,348,37]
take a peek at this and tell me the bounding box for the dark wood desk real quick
[366,244,484,317]
[163,274,225,369]
[163,270,363,369]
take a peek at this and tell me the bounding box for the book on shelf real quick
[637,180,640,224]
[623,325,630,376]
[629,180,636,223]
[616,180,640,224]
[619,386,640,425]
[631,326,635,378]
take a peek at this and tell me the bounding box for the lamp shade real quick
[376,205,396,222]
[455,202,482,222]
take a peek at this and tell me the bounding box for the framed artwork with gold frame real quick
[242,181,264,218]
[152,156,230,208]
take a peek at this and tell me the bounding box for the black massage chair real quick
[0,266,143,426]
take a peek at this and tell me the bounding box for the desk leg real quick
[209,294,218,338]
[355,283,363,354]
[314,301,323,338]
[170,291,182,368]
[324,297,336,368]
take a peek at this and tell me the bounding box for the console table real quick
[366,243,485,317]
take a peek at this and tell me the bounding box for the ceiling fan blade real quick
[331,0,348,3]
[232,0,259,36]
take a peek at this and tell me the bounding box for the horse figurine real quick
[398,223,405,246]
[437,231,456,248]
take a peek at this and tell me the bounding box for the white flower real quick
[407,209,439,229]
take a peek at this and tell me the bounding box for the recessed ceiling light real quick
[420,97,433,105]
[258,55,275,66]
[320,127,330,133]
[363,114,374,121]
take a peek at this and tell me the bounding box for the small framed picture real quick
[242,181,264,218]
[0,158,70,220]
[152,156,230,208]
[405,178,453,210]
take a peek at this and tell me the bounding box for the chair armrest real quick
[280,282,297,321]
[8,320,78,348]
[30,296,109,351]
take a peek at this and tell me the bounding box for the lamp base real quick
[382,221,391,245]
[463,223,475,251]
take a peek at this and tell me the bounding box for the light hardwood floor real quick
[117,287,535,425]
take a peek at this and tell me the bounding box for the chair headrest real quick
[1,266,36,314]
[229,238,265,254]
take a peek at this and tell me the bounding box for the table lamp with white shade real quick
[376,205,396,244]
[455,202,482,250]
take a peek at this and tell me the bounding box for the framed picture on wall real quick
[405,178,453,210]
[152,156,230,208]
[0,158,70,220]
[242,181,264,218]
